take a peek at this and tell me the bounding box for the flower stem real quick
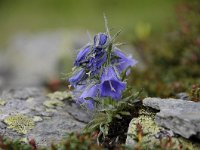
[107,43,112,65]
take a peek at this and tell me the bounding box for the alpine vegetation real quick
[68,28,137,110]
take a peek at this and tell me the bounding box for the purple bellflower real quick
[94,33,109,48]
[113,48,138,75]
[68,69,88,87]
[88,48,107,75]
[68,30,137,110]
[100,66,126,100]
[78,84,99,110]
[74,45,91,67]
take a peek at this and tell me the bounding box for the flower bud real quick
[94,33,109,48]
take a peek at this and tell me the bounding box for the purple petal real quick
[78,84,99,109]
[100,66,126,100]
[101,66,119,82]
[68,69,87,87]
[94,33,109,48]
[100,80,126,100]
[74,45,91,66]
[113,48,138,74]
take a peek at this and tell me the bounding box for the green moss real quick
[4,114,35,134]
[0,99,7,106]
[19,138,28,143]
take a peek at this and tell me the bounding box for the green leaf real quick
[115,114,122,119]
[121,66,131,81]
[119,111,131,116]
[84,97,94,100]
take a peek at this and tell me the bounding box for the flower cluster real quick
[69,33,137,109]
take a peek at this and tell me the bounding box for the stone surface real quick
[0,30,89,90]
[143,97,200,140]
[0,88,92,146]
[126,107,200,150]
[176,92,191,101]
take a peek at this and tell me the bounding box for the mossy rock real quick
[126,109,200,150]
[0,88,91,146]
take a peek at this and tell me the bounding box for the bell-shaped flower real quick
[100,66,126,100]
[112,48,138,75]
[74,45,91,66]
[78,84,100,110]
[87,48,107,75]
[68,69,88,87]
[94,33,109,48]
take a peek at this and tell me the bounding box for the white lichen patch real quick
[127,115,161,145]
[4,114,35,134]
[47,91,72,101]
[0,99,7,106]
[45,108,57,113]
[26,97,34,103]
[43,99,64,108]
[33,116,43,122]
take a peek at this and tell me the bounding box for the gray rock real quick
[143,97,200,140]
[0,30,89,90]
[176,92,190,101]
[0,88,91,146]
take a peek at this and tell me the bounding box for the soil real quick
[102,101,143,150]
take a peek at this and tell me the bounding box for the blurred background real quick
[0,0,199,99]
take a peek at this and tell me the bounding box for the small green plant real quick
[83,88,142,143]
[0,133,103,150]
[190,84,200,102]
[0,136,35,150]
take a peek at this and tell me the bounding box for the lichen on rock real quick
[43,99,64,108]
[0,99,7,106]
[126,109,163,148]
[4,114,35,134]
[47,91,72,101]
[0,88,91,146]
[126,104,200,150]
[33,116,43,122]
[43,91,69,109]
